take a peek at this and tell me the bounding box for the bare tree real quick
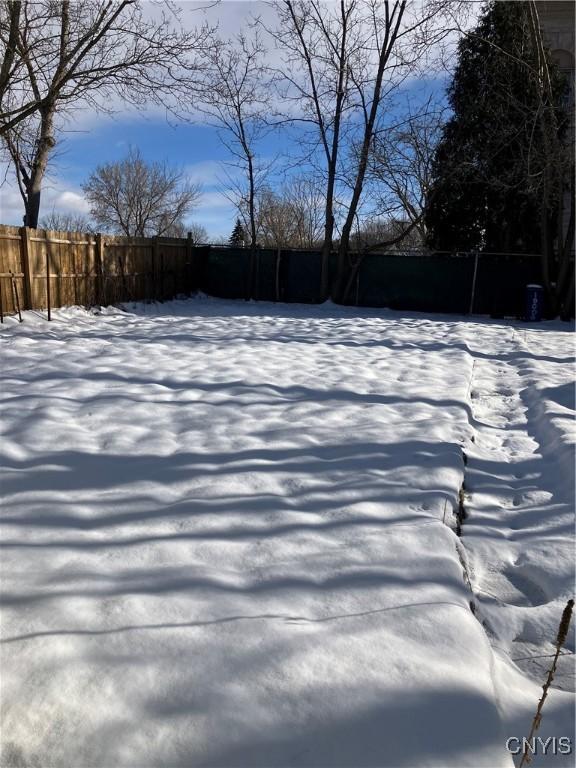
[39,209,93,233]
[234,175,324,248]
[368,105,445,243]
[197,32,270,249]
[349,216,424,251]
[329,105,444,300]
[0,0,41,134]
[187,223,208,245]
[254,188,296,247]
[266,0,463,300]
[195,30,272,297]
[82,148,201,238]
[285,175,325,248]
[266,0,359,297]
[0,0,214,227]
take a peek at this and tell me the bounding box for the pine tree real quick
[229,218,246,246]
[424,2,569,256]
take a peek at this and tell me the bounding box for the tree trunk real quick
[556,173,575,318]
[247,150,257,300]
[332,0,407,302]
[0,1,21,107]
[294,0,348,303]
[319,90,345,301]
[23,105,56,228]
[320,240,331,302]
[341,253,364,304]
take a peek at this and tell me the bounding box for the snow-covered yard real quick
[1,298,574,768]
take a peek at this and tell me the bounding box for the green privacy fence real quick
[197,245,545,317]
[200,246,325,304]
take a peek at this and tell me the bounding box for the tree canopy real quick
[83,148,200,237]
[229,218,246,247]
[424,1,570,255]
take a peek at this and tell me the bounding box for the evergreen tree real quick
[424,1,569,256]
[229,218,246,246]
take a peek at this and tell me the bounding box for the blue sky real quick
[0,1,467,240]
[1,111,254,239]
[54,116,254,238]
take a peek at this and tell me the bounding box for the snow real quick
[0,297,574,768]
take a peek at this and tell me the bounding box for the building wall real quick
[535,1,575,55]
[535,0,575,111]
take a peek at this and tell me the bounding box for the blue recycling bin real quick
[525,284,544,321]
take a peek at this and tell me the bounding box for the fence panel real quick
[202,247,250,299]
[472,253,542,317]
[358,253,474,314]
[284,249,323,303]
[253,249,277,302]
[0,224,562,319]
[0,225,25,316]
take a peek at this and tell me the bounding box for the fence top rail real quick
[31,237,97,246]
[0,224,553,261]
[429,250,543,258]
[105,240,187,249]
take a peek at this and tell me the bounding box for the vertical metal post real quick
[275,248,281,302]
[186,231,193,295]
[254,247,260,301]
[73,239,79,306]
[0,278,3,323]
[247,245,255,301]
[152,237,158,301]
[468,251,479,315]
[46,246,51,321]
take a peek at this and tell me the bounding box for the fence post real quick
[254,247,260,301]
[246,245,255,301]
[45,245,51,321]
[95,233,104,305]
[469,251,479,314]
[275,248,281,302]
[160,244,165,301]
[152,237,158,301]
[186,232,193,295]
[19,226,33,310]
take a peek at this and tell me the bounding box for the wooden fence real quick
[0,224,195,320]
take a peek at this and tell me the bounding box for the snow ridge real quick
[461,322,575,765]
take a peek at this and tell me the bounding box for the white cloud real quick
[56,191,90,214]
[0,162,90,226]
[0,158,237,238]
[196,189,237,210]
[0,183,25,226]
[194,208,238,241]
[185,160,229,186]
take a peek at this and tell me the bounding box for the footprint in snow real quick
[503,566,550,607]
[513,489,553,507]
